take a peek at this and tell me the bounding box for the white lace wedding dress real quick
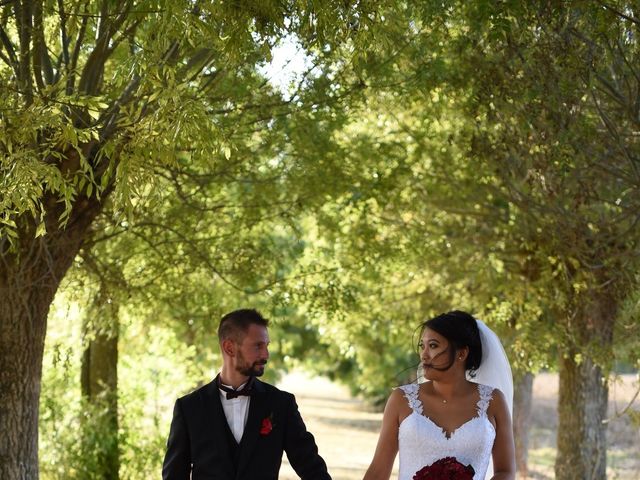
[397,383,495,480]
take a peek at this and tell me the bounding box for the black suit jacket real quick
[162,377,332,480]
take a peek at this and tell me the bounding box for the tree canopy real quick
[1,1,639,480]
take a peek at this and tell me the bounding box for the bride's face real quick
[419,328,455,376]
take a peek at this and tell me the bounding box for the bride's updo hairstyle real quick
[422,310,482,374]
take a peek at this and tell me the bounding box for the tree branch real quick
[55,0,70,85]
[53,8,164,18]
[13,0,34,103]
[32,0,54,88]
[0,24,19,77]
[68,0,90,94]
[598,1,640,27]
[78,35,110,94]
[590,89,640,182]
[99,73,141,139]
[614,37,640,110]
[0,48,10,66]
[78,0,135,95]
[102,13,145,62]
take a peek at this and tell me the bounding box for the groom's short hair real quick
[218,308,269,344]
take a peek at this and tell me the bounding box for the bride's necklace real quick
[432,387,453,404]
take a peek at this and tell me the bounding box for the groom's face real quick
[235,324,270,377]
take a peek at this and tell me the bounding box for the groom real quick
[162,308,332,480]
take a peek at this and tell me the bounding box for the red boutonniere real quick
[259,415,274,436]
[413,457,474,480]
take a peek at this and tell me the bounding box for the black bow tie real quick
[217,375,254,400]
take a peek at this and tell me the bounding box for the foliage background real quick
[0,1,638,479]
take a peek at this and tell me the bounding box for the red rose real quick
[259,417,273,436]
[413,457,475,480]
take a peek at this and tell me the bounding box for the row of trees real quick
[320,4,640,479]
[1,1,639,479]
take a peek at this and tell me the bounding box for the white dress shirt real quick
[218,381,251,443]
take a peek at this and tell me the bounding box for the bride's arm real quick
[363,388,404,480]
[489,389,516,480]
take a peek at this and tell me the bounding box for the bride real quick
[363,311,516,480]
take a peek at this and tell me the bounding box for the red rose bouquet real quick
[413,457,475,480]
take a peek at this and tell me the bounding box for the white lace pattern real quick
[397,383,496,480]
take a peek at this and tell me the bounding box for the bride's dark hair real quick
[421,310,482,373]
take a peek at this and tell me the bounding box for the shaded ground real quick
[276,372,640,480]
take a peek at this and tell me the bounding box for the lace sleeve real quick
[398,383,423,415]
[476,384,494,417]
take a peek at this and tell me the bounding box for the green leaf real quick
[35,221,47,238]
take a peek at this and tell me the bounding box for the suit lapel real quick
[236,379,271,479]
[203,377,235,473]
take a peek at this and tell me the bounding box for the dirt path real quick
[276,372,639,480]
[277,372,395,480]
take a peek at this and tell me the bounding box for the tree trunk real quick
[0,192,105,479]
[556,354,608,479]
[80,288,120,480]
[0,273,55,479]
[0,234,80,479]
[555,296,614,480]
[513,371,534,479]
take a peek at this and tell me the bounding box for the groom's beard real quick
[236,352,267,377]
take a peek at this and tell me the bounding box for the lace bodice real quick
[397,383,496,480]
